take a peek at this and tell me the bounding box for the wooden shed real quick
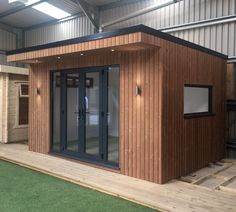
[7,25,227,184]
[0,65,29,144]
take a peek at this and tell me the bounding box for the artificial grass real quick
[0,160,156,212]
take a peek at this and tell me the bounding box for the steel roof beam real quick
[100,0,143,11]
[100,0,182,31]
[0,21,22,36]
[23,12,84,30]
[73,0,99,32]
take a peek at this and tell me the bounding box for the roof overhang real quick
[0,65,29,75]
[7,31,160,64]
[7,25,228,64]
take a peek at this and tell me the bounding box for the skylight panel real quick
[25,0,41,6]
[32,2,71,19]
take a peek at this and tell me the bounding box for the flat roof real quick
[7,24,227,60]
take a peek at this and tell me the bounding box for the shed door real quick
[51,66,120,168]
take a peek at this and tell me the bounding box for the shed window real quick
[18,84,29,126]
[20,84,29,97]
[184,85,212,116]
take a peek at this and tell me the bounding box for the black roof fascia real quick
[6,24,228,60]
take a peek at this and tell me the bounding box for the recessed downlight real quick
[80,53,84,56]
[111,49,115,52]
[57,56,61,59]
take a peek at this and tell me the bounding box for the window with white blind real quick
[184,85,212,116]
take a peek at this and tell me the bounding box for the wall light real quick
[135,84,141,96]
[36,88,40,96]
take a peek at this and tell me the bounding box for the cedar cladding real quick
[15,32,225,184]
[29,49,162,183]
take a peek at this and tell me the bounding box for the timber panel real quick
[10,29,227,184]
[8,74,28,142]
[7,33,161,63]
[227,64,235,100]
[29,49,162,183]
[161,39,226,183]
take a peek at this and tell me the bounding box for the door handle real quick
[74,109,87,120]
[81,109,85,120]
[74,109,81,120]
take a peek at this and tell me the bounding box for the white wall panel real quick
[24,15,94,47]
[0,29,16,51]
[0,29,17,65]
[0,55,7,65]
[101,0,236,58]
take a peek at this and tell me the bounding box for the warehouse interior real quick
[1,0,235,61]
[0,0,236,211]
[1,0,236,155]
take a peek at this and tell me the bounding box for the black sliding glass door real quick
[84,71,100,157]
[51,66,120,168]
[65,73,80,152]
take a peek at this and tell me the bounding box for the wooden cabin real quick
[6,25,227,184]
[0,65,29,144]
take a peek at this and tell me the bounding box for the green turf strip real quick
[0,160,156,212]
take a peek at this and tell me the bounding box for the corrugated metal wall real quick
[0,29,16,50]
[100,0,236,58]
[24,15,94,47]
[20,0,236,58]
[0,29,16,65]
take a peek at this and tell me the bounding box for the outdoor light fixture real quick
[32,2,71,19]
[36,88,40,96]
[111,49,115,52]
[135,84,141,95]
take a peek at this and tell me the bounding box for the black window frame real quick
[184,84,214,118]
[18,83,29,126]
[19,84,29,96]
[50,65,120,170]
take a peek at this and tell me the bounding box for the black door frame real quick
[50,65,120,169]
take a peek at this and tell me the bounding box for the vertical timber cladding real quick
[226,64,235,100]
[28,49,162,183]
[161,39,226,183]
[29,65,51,154]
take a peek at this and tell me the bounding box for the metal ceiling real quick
[86,0,118,6]
[1,6,55,28]
[0,0,19,14]
[0,0,120,28]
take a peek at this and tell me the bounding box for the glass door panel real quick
[107,67,120,164]
[84,72,100,156]
[52,66,120,167]
[66,73,79,152]
[52,72,61,151]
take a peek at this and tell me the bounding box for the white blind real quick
[184,87,209,114]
